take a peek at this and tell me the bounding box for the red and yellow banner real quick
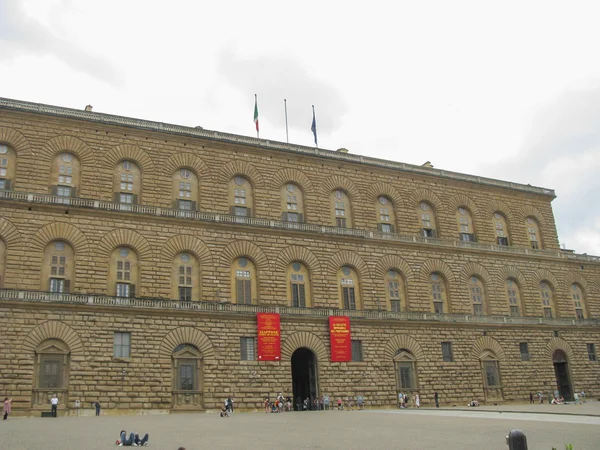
[329,316,351,362]
[257,313,281,361]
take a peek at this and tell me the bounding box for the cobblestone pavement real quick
[1,406,599,450]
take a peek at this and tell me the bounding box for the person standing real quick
[574,391,580,405]
[3,397,13,420]
[50,394,59,417]
[529,392,534,404]
[434,392,439,408]
[94,401,101,416]
[415,392,420,408]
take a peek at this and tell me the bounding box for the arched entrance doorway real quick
[553,350,573,401]
[291,347,318,410]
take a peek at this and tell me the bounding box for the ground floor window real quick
[394,349,417,390]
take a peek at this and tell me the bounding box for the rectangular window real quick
[236,279,252,305]
[291,283,306,308]
[497,237,509,246]
[113,332,131,358]
[178,200,192,211]
[116,283,130,298]
[433,301,444,314]
[519,342,530,361]
[234,206,248,217]
[49,278,65,293]
[460,233,476,242]
[342,286,356,310]
[56,186,71,197]
[484,361,499,387]
[178,363,195,390]
[587,343,597,361]
[422,228,435,238]
[575,309,584,319]
[336,217,347,228]
[543,308,553,319]
[531,241,539,249]
[119,193,133,204]
[40,358,61,388]
[351,340,363,362]
[398,362,415,389]
[380,223,392,233]
[421,214,431,228]
[240,337,256,360]
[510,305,520,316]
[179,286,192,301]
[0,179,5,190]
[441,342,453,362]
[286,212,299,222]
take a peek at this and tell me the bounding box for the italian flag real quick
[253,95,259,132]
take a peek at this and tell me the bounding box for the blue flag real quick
[311,107,318,147]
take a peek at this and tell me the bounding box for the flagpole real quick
[284,99,289,143]
[254,94,259,139]
[311,105,318,148]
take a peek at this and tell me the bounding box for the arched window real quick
[480,350,503,401]
[417,201,438,238]
[469,276,487,316]
[109,246,139,298]
[172,252,200,301]
[526,217,543,249]
[0,143,17,190]
[171,343,203,410]
[385,270,405,312]
[281,183,305,223]
[113,160,141,207]
[376,196,396,233]
[229,176,253,218]
[50,152,80,199]
[456,207,477,242]
[232,257,257,305]
[172,168,198,211]
[539,281,555,318]
[41,241,75,293]
[394,349,417,392]
[33,338,70,407]
[430,273,448,314]
[0,238,6,288]
[331,189,353,228]
[571,284,586,319]
[505,279,522,316]
[338,265,360,310]
[493,212,510,246]
[286,262,311,307]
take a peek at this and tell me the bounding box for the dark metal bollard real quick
[505,429,528,450]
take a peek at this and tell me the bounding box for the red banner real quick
[257,313,281,361]
[329,316,351,362]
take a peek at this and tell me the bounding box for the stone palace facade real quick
[0,97,598,416]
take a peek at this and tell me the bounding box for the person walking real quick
[50,394,59,417]
[3,397,13,420]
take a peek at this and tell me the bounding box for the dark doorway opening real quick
[291,347,318,411]
[553,350,573,401]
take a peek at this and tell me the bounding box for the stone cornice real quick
[1,189,598,263]
[0,96,555,198]
[1,289,597,328]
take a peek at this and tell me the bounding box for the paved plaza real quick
[1,403,600,449]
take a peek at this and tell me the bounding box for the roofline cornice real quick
[0,96,556,198]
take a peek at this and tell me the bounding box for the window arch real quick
[456,207,477,242]
[480,350,503,401]
[0,238,5,288]
[50,152,80,199]
[286,262,311,307]
[394,349,418,392]
[172,168,198,212]
[539,281,555,318]
[571,283,586,319]
[505,279,523,316]
[0,143,16,190]
[417,201,438,238]
[430,272,449,314]
[113,160,141,207]
[376,196,396,233]
[231,257,257,305]
[331,189,353,228]
[33,338,70,407]
[41,240,75,293]
[281,183,305,223]
[172,252,201,301]
[385,270,406,312]
[171,343,203,410]
[469,276,487,316]
[493,212,510,246]
[228,176,253,217]
[526,217,543,249]
[108,246,140,298]
[338,265,360,310]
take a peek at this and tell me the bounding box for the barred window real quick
[114,332,131,358]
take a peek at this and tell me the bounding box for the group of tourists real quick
[220,396,235,417]
[529,390,586,405]
[116,430,150,447]
[397,392,420,408]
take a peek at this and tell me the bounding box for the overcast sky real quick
[1,0,598,255]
